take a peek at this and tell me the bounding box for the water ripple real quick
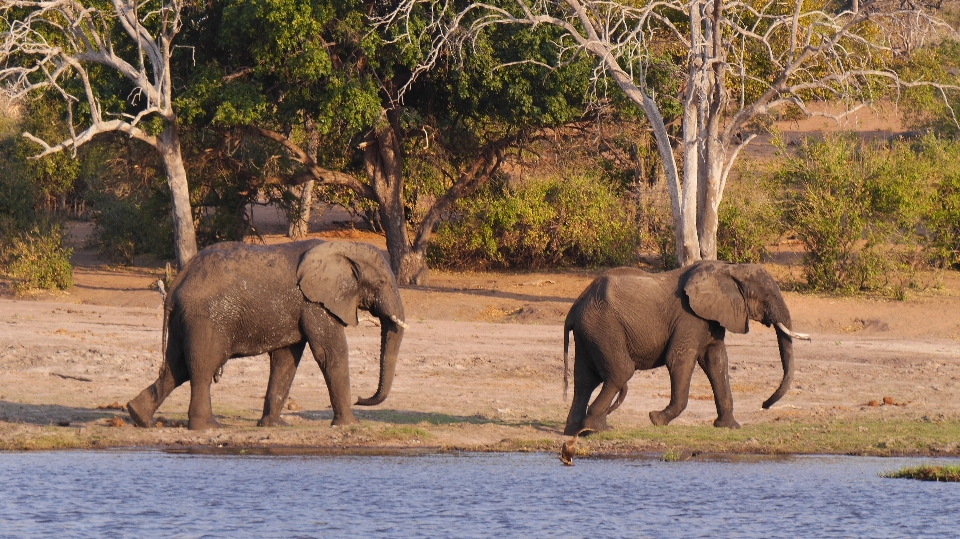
[0,452,957,538]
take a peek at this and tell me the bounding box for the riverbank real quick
[2,246,960,456]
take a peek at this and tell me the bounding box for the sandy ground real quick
[2,109,959,455]
[1,220,960,455]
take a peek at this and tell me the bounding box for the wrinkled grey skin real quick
[127,240,405,431]
[563,261,797,436]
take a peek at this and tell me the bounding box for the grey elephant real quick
[563,261,808,435]
[127,240,407,430]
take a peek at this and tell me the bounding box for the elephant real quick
[126,239,407,430]
[562,261,809,436]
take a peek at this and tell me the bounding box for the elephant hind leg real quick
[583,380,630,433]
[127,334,189,428]
[259,342,306,427]
[563,347,602,436]
[649,347,697,426]
[184,333,228,431]
[606,383,628,415]
[568,336,633,435]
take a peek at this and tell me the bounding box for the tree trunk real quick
[406,134,515,284]
[287,181,314,239]
[156,123,198,269]
[363,112,426,285]
[288,119,320,239]
[696,0,726,262]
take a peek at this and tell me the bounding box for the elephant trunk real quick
[356,320,403,406]
[762,312,795,410]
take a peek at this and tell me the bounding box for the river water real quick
[0,451,956,538]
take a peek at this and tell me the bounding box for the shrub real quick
[90,191,174,265]
[776,135,934,294]
[717,173,779,264]
[632,180,678,269]
[919,139,960,269]
[4,225,73,292]
[428,174,640,269]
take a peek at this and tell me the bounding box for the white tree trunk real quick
[288,181,314,239]
[157,123,198,268]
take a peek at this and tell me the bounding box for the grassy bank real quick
[2,418,959,457]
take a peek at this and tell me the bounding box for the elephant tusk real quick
[776,322,811,341]
[389,315,410,330]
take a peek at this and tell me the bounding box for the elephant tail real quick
[563,318,573,402]
[607,383,628,415]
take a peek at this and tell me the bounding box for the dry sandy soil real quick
[2,219,960,456]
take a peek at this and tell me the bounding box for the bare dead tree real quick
[0,0,197,267]
[377,0,960,266]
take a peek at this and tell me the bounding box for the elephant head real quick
[297,241,406,406]
[683,262,809,410]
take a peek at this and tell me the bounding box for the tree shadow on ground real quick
[0,401,124,426]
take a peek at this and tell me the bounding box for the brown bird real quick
[559,428,592,466]
[559,437,577,466]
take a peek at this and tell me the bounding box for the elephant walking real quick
[563,261,808,435]
[127,240,407,430]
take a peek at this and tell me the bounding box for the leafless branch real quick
[0,0,182,156]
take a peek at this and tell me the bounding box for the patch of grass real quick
[881,464,960,481]
[661,449,684,462]
[377,426,432,441]
[588,419,960,456]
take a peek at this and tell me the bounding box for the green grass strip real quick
[881,464,960,481]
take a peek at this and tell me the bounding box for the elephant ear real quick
[297,243,360,326]
[682,263,748,333]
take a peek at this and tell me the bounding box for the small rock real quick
[882,396,895,405]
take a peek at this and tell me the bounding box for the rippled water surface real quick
[0,451,957,538]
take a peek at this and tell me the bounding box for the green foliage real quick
[633,181,677,270]
[775,134,960,294]
[777,135,912,292]
[717,173,779,264]
[0,104,75,291]
[3,224,73,292]
[897,40,960,136]
[428,174,639,269]
[89,190,174,265]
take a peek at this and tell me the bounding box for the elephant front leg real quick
[309,330,359,427]
[649,348,697,426]
[259,343,306,427]
[701,342,740,429]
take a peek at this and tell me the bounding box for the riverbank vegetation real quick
[2,1,960,293]
[881,464,960,481]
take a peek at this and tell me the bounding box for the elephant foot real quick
[330,413,360,427]
[713,417,741,429]
[187,416,222,431]
[257,415,289,428]
[563,424,597,437]
[126,398,154,428]
[649,410,672,427]
[580,416,609,434]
